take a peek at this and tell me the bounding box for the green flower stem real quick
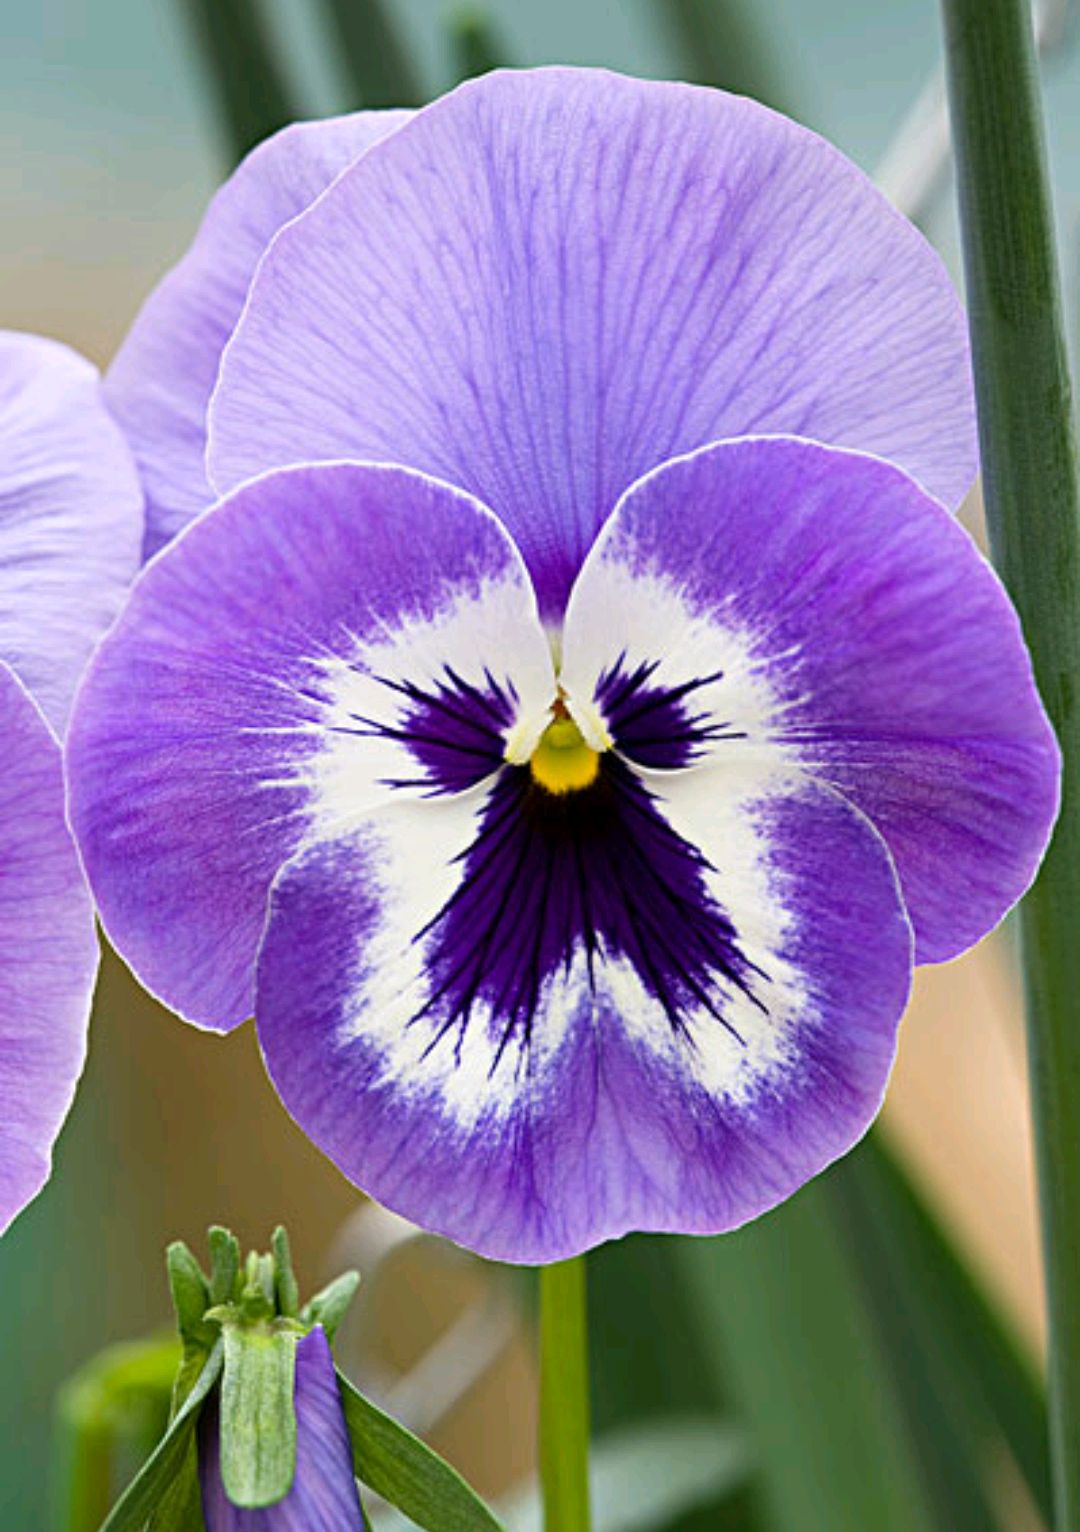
[941,0,1080,1523]
[539,1257,591,1532]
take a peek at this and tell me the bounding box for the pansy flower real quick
[69,70,1058,1262]
[0,330,141,1230]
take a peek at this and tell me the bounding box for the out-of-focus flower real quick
[68,70,1057,1262]
[0,330,141,1232]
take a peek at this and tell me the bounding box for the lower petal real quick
[0,663,97,1232]
[256,762,911,1262]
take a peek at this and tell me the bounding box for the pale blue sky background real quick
[3,0,1079,361]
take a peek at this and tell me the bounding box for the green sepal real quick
[272,1227,301,1319]
[336,1367,505,1531]
[99,1341,223,1532]
[300,1269,360,1344]
[217,1320,301,1508]
[207,1228,241,1306]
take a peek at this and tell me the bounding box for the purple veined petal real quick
[65,461,555,1031]
[0,331,143,731]
[0,661,97,1233]
[561,435,1060,964]
[106,111,411,557]
[209,66,976,617]
[198,1327,364,1530]
[256,751,911,1263]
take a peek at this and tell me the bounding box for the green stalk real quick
[539,1258,591,1532]
[941,1,1080,1524]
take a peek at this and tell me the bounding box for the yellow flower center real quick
[529,710,601,795]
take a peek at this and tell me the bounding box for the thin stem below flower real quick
[941,0,1080,1525]
[539,1257,591,1532]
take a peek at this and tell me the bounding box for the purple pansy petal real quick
[106,111,410,556]
[256,759,911,1264]
[66,462,554,1030]
[199,1327,364,1530]
[0,331,142,730]
[209,66,975,615]
[0,662,97,1233]
[562,436,1059,964]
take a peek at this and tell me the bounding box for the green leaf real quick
[830,1134,1050,1526]
[99,1342,222,1532]
[217,1321,300,1508]
[539,1256,591,1532]
[587,1235,764,1530]
[178,0,299,165]
[653,0,793,113]
[499,1417,750,1532]
[336,1368,505,1531]
[680,1180,936,1532]
[447,8,510,82]
[318,0,425,107]
[940,0,1080,1522]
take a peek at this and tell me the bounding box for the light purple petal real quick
[561,436,1059,963]
[0,662,97,1233]
[199,1328,364,1530]
[106,111,411,556]
[65,462,553,1030]
[0,331,142,730]
[209,66,976,615]
[256,760,911,1263]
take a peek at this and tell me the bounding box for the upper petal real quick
[0,662,97,1233]
[199,1327,364,1530]
[106,111,411,556]
[0,331,143,731]
[209,66,976,614]
[65,461,554,1030]
[561,436,1059,963]
[256,757,910,1262]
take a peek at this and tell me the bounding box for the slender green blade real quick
[940,1,1080,1524]
[217,1323,299,1508]
[540,1257,591,1532]
[833,1134,1050,1524]
[587,1235,765,1530]
[178,0,299,164]
[99,1343,222,1532]
[654,0,793,113]
[337,1369,504,1531]
[680,1180,934,1532]
[448,9,510,82]
[319,0,425,107]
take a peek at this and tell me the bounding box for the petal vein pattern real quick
[66,463,554,1029]
[209,66,976,614]
[562,437,1059,963]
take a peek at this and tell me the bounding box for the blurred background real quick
[3,1,1077,1526]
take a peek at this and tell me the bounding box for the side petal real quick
[0,662,97,1233]
[0,331,143,731]
[199,1328,364,1530]
[65,462,553,1031]
[255,760,911,1263]
[106,111,410,556]
[210,66,975,615]
[561,436,1059,963]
